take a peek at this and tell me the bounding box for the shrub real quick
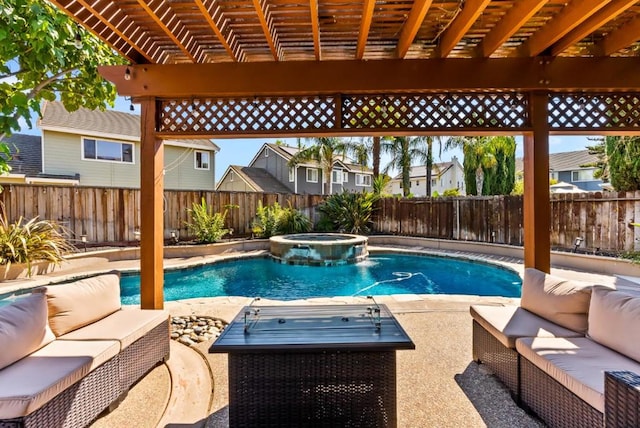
[442,188,460,197]
[317,191,379,234]
[277,203,312,235]
[0,213,75,276]
[251,201,283,238]
[251,201,312,237]
[185,198,230,243]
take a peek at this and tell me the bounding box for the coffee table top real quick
[209,303,415,353]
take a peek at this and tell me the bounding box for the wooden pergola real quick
[51,0,640,309]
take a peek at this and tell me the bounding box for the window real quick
[342,171,349,183]
[355,174,371,187]
[195,150,210,170]
[83,138,133,163]
[572,169,594,182]
[431,179,437,187]
[289,167,295,182]
[332,169,342,184]
[306,168,318,183]
[264,148,269,157]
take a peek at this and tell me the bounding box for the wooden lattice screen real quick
[158,92,640,136]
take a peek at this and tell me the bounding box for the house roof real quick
[263,143,373,174]
[218,166,292,193]
[39,101,219,152]
[391,161,455,181]
[1,133,42,176]
[515,150,598,173]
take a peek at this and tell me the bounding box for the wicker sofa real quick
[0,272,170,428]
[471,268,640,428]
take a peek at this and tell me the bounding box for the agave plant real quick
[0,214,75,277]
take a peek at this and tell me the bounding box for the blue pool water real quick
[120,254,522,305]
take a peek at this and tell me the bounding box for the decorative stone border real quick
[170,315,228,346]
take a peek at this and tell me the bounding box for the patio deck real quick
[3,242,635,427]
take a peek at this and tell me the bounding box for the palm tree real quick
[446,136,497,195]
[372,136,381,178]
[288,137,346,195]
[382,136,419,197]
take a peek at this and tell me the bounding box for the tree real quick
[482,136,516,195]
[446,136,497,196]
[372,136,381,178]
[0,0,125,143]
[583,137,609,181]
[288,137,347,195]
[382,136,428,197]
[607,136,640,191]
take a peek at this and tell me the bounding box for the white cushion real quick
[470,305,582,348]
[59,308,169,350]
[516,336,640,413]
[588,286,640,363]
[0,293,55,370]
[44,272,122,336]
[0,339,119,419]
[520,268,592,333]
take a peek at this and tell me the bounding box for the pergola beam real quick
[596,14,640,55]
[551,0,636,56]
[100,57,640,98]
[475,0,548,58]
[435,0,491,58]
[517,0,608,57]
[356,0,376,59]
[310,0,321,60]
[396,0,434,58]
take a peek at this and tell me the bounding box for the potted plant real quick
[0,213,75,280]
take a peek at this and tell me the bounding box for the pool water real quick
[120,254,522,305]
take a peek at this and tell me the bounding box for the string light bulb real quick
[124,67,132,81]
[74,31,82,49]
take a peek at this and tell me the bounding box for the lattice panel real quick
[341,93,529,129]
[159,97,336,133]
[549,93,640,129]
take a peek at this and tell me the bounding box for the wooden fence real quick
[373,191,640,253]
[0,185,324,244]
[1,185,638,253]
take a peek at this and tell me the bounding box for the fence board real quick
[1,185,639,253]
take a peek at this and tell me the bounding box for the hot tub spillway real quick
[269,233,368,266]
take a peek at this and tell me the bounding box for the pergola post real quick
[523,91,551,273]
[139,97,165,309]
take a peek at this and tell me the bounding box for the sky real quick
[18,95,595,182]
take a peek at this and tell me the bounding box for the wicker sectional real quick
[0,272,170,428]
[472,269,640,428]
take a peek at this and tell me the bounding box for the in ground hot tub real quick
[269,233,368,266]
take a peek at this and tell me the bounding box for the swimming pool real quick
[120,254,522,305]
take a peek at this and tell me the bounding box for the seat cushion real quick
[0,339,119,419]
[0,293,55,370]
[470,305,582,348]
[58,308,169,350]
[516,336,640,413]
[44,272,122,336]
[588,286,640,363]
[520,268,593,333]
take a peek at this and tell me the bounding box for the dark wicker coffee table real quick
[209,302,415,428]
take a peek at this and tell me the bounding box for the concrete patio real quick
[3,241,635,428]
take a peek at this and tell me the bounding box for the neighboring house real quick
[516,150,601,192]
[0,134,54,185]
[216,165,292,193]
[1,101,219,190]
[386,156,466,197]
[216,143,373,194]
